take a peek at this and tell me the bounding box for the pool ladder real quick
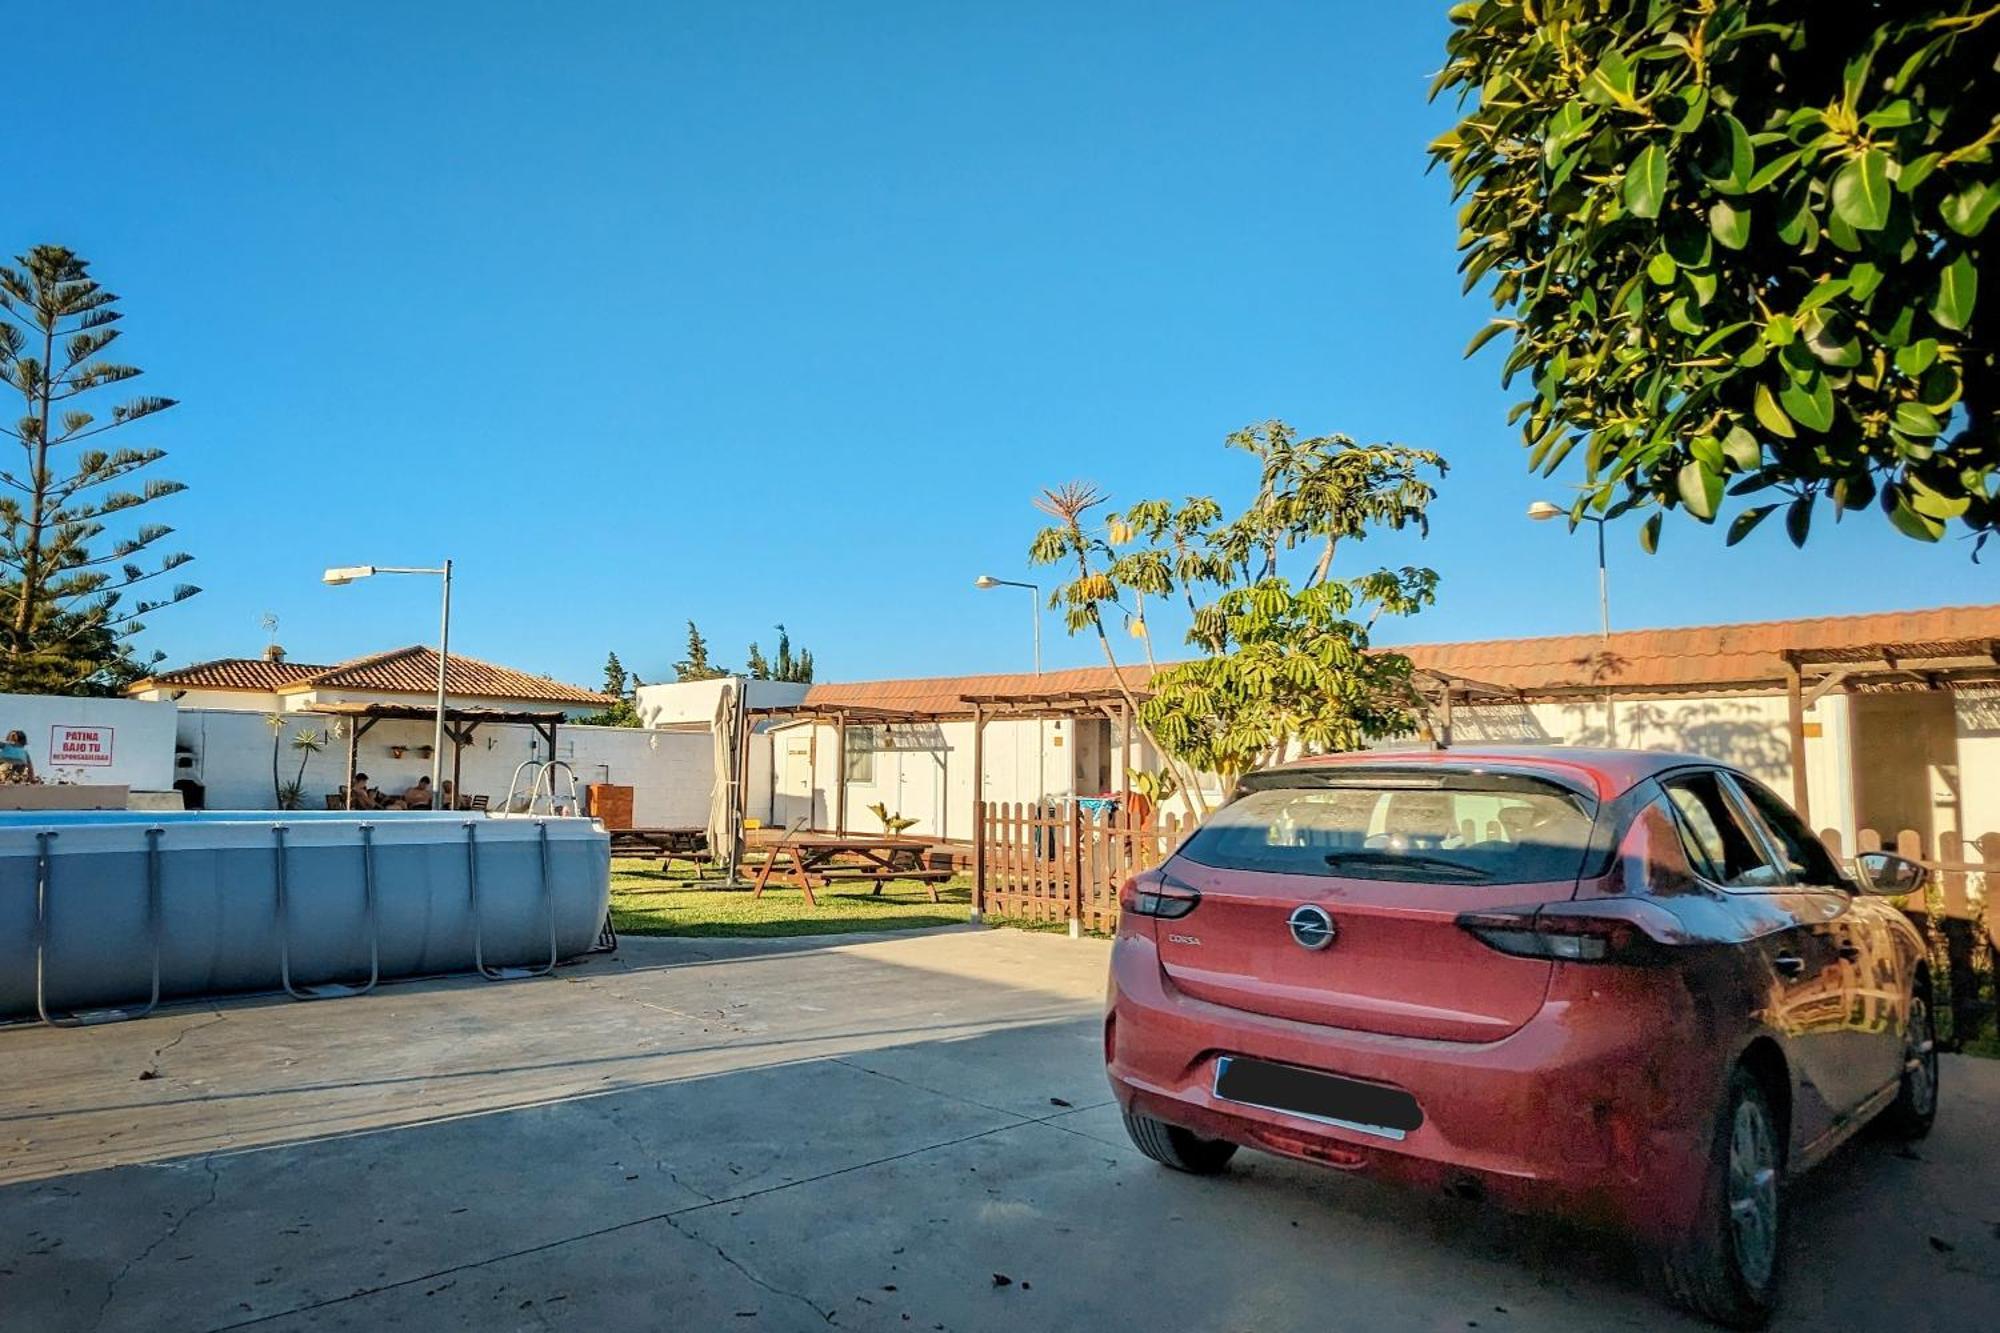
[464,820,560,979]
[274,824,381,1000]
[33,828,165,1027]
[502,758,581,816]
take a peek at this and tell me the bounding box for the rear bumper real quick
[1105,932,1720,1242]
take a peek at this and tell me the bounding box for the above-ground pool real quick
[0,810,611,1025]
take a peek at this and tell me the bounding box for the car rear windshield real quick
[1177,770,1599,885]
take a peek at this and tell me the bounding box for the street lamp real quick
[1527,502,1615,746]
[322,560,454,808]
[974,575,1041,675]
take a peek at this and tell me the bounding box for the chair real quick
[325,794,345,810]
[470,794,490,812]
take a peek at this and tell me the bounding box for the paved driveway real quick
[3,928,1995,1331]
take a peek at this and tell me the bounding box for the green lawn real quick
[609,858,974,938]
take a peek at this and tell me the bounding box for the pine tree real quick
[745,643,771,679]
[674,621,726,682]
[0,245,198,693]
[602,651,629,698]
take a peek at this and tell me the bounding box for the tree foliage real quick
[578,649,641,727]
[675,621,727,682]
[1029,422,1444,809]
[747,622,813,683]
[0,245,197,692]
[1432,2,1999,550]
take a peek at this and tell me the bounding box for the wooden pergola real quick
[1780,635,2000,826]
[305,701,567,809]
[743,701,951,836]
[1409,668,1527,746]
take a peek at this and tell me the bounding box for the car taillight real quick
[1456,898,1685,964]
[1118,869,1201,919]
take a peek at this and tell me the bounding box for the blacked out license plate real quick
[1212,1057,1423,1141]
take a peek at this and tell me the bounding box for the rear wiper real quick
[1323,851,1493,881]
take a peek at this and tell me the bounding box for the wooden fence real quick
[976,802,1190,934]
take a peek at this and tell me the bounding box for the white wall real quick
[177,709,713,826]
[0,691,176,791]
[1442,691,1849,835]
[1953,688,2000,856]
[635,677,809,728]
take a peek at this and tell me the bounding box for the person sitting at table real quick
[347,773,382,809]
[401,775,434,809]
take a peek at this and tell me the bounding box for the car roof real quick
[1259,746,1721,800]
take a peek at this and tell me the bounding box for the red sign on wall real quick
[51,725,115,767]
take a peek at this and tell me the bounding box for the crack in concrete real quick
[143,1010,225,1080]
[91,1151,221,1330]
[662,1211,838,1325]
[590,1098,717,1204]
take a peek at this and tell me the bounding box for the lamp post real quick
[1527,502,1615,746]
[973,575,1041,675]
[323,561,453,808]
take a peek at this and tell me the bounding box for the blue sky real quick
[13,3,1987,689]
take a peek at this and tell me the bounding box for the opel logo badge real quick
[1287,904,1336,951]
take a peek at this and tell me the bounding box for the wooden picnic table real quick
[750,835,949,908]
[608,827,709,873]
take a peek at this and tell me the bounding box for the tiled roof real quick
[799,603,2000,712]
[282,645,613,706]
[135,657,331,692]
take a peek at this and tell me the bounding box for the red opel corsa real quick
[1106,748,1938,1328]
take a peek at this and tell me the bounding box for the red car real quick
[1106,748,1938,1328]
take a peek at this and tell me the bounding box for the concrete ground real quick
[2,928,1996,1333]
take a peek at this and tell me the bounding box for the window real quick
[1731,776,1843,886]
[1661,771,1783,890]
[1176,772,1597,886]
[843,726,875,784]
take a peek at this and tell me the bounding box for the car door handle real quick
[1774,955,1807,977]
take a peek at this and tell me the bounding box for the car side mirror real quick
[1853,851,1928,897]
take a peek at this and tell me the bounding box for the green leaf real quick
[1832,150,1892,231]
[1709,199,1751,250]
[1779,374,1835,433]
[1797,278,1851,315]
[1723,113,1754,190]
[1722,426,1762,470]
[1677,460,1722,520]
[1647,251,1678,285]
[1625,144,1668,220]
[1785,494,1813,547]
[1942,182,1998,238]
[1587,49,1636,106]
[1895,339,1938,377]
[1667,295,1705,335]
[1727,505,1777,546]
[1765,313,1795,346]
[1893,402,1943,438]
[1886,491,1945,542]
[1934,251,1978,331]
[1754,384,1796,438]
[1897,153,1940,194]
[1667,85,1709,133]
[1775,181,1814,245]
[1638,511,1662,553]
[1463,320,1515,358]
[1745,149,1801,193]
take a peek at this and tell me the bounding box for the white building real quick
[637,603,2000,866]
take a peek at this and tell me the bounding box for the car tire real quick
[1877,985,1939,1141]
[1648,1065,1782,1330]
[1121,1110,1238,1175]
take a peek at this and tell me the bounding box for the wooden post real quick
[1439,687,1454,750]
[1783,654,1811,824]
[1069,802,1085,938]
[971,705,986,922]
[344,723,359,810]
[834,712,849,836]
[806,722,819,832]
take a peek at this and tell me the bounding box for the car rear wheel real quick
[1121,1110,1238,1174]
[1877,987,1939,1140]
[1649,1065,1782,1329]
